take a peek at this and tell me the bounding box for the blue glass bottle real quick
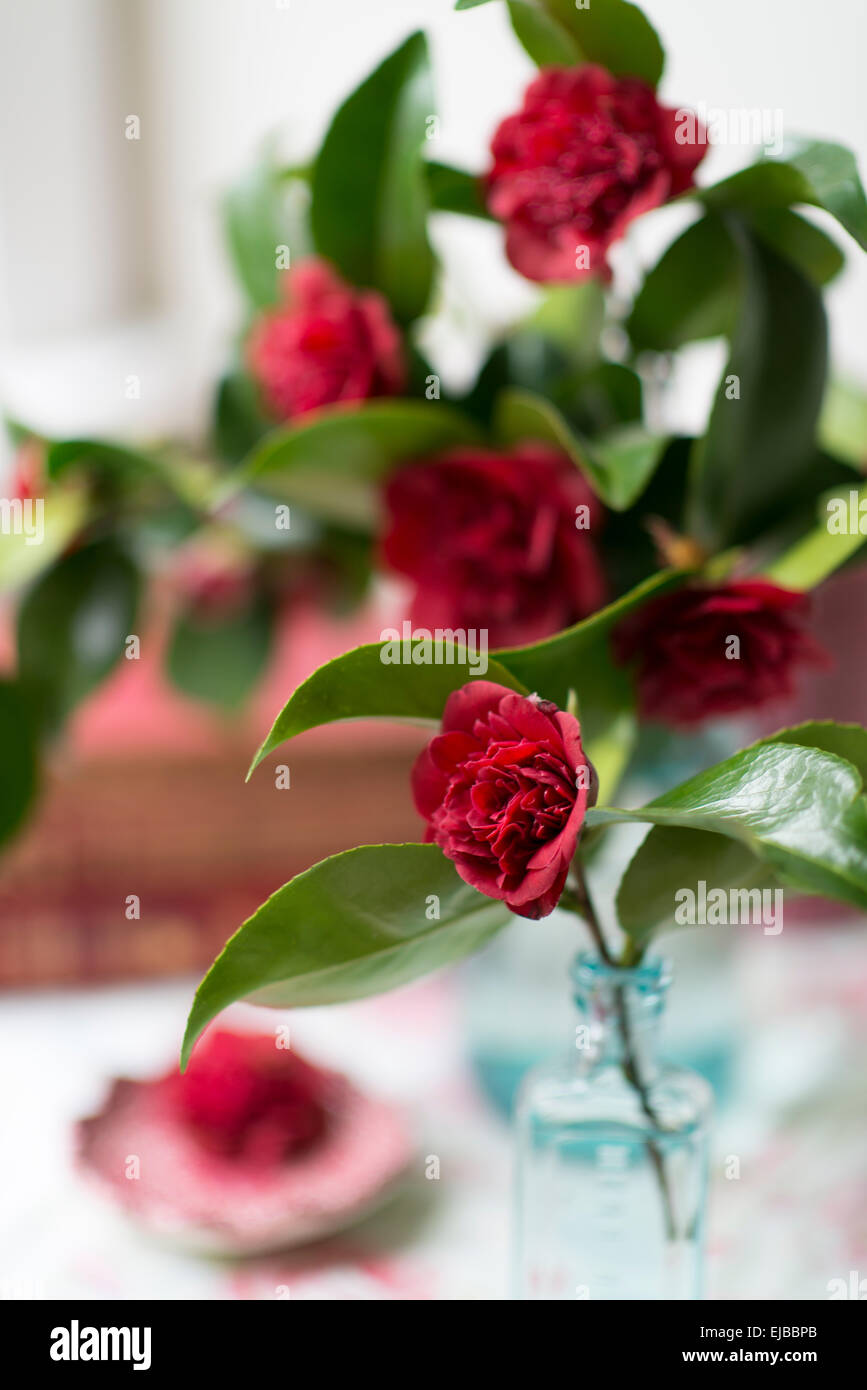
[513,953,712,1300]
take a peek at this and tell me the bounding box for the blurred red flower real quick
[77,1028,412,1253]
[247,257,406,420]
[412,682,594,919]
[10,439,44,501]
[486,65,705,282]
[613,579,830,727]
[382,444,606,647]
[162,1029,328,1166]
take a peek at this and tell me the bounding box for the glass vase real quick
[513,952,712,1301]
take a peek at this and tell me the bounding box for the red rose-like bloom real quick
[162,1030,329,1166]
[613,580,830,727]
[247,257,406,420]
[382,444,606,647]
[413,682,594,919]
[486,65,706,282]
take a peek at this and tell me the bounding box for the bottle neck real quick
[571,952,670,1075]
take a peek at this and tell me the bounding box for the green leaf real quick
[590,740,867,916]
[166,599,274,712]
[249,643,527,776]
[0,486,88,595]
[311,32,435,323]
[506,1,581,66]
[756,720,867,781]
[17,537,140,731]
[819,380,867,468]
[425,161,490,219]
[0,680,38,849]
[749,208,844,287]
[527,281,607,370]
[497,566,681,723]
[213,371,272,465]
[628,215,740,353]
[182,844,511,1067]
[763,480,867,590]
[700,140,867,252]
[688,227,828,549]
[457,0,664,84]
[495,387,667,510]
[239,400,483,528]
[223,156,285,310]
[45,438,203,514]
[546,0,664,84]
[615,721,867,944]
[628,208,842,355]
[617,828,775,948]
[248,570,686,803]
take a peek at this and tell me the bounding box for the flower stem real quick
[562,869,677,1241]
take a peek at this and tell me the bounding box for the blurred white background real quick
[0,0,865,444]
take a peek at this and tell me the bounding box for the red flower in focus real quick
[382,444,606,647]
[485,65,706,282]
[162,1030,328,1165]
[247,257,406,420]
[412,682,595,919]
[612,580,830,727]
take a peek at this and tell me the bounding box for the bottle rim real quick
[570,950,672,993]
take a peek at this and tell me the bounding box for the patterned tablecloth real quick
[1,927,865,1301]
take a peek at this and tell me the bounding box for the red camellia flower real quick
[612,580,830,727]
[247,257,406,420]
[162,1029,328,1165]
[382,444,606,647]
[412,682,595,919]
[486,65,706,282]
[77,1029,413,1253]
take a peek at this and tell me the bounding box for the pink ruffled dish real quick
[77,1030,414,1255]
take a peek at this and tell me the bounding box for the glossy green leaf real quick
[425,161,490,219]
[495,388,667,510]
[688,229,828,548]
[166,599,274,712]
[757,721,867,781]
[248,568,685,802]
[496,568,684,786]
[700,139,867,251]
[615,722,867,943]
[239,400,483,528]
[617,828,775,948]
[764,479,867,590]
[0,680,38,849]
[182,843,511,1067]
[311,32,435,323]
[17,537,140,731]
[590,740,867,918]
[249,644,527,776]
